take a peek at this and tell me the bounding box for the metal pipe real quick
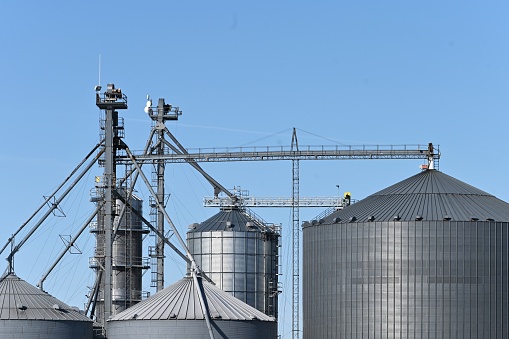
[103,107,114,323]
[123,148,197,268]
[0,141,104,256]
[125,147,218,339]
[156,124,166,292]
[163,128,234,199]
[37,204,102,290]
[112,127,155,238]
[112,190,188,264]
[193,271,215,339]
[86,269,103,318]
[6,149,105,266]
[113,189,214,285]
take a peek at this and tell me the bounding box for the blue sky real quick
[1,1,508,337]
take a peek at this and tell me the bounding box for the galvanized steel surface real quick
[188,208,265,233]
[0,320,93,339]
[303,170,509,338]
[187,208,279,316]
[111,195,144,313]
[107,318,277,339]
[320,170,509,223]
[109,276,276,321]
[303,220,509,338]
[0,273,92,322]
[93,193,145,324]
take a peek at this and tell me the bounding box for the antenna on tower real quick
[95,54,102,93]
[98,54,101,86]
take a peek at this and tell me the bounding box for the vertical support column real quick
[146,97,180,292]
[96,84,127,330]
[103,106,114,322]
[291,128,300,339]
[156,98,166,292]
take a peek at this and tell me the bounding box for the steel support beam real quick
[291,128,300,339]
[119,144,439,164]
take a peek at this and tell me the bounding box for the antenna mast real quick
[98,54,101,88]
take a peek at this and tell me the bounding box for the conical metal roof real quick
[188,208,264,233]
[0,273,92,322]
[322,169,509,223]
[109,275,275,322]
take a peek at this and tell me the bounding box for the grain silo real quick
[106,274,277,339]
[187,207,280,317]
[0,273,93,339]
[90,190,148,324]
[303,169,509,338]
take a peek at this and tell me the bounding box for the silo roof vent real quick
[0,273,92,321]
[189,208,267,233]
[322,170,509,223]
[108,276,276,322]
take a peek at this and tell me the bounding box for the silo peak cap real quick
[322,170,509,223]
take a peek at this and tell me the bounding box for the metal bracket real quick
[59,235,82,254]
[44,196,66,217]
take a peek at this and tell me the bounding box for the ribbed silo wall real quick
[112,196,144,315]
[94,195,144,323]
[92,205,106,325]
[303,221,509,339]
[107,319,277,339]
[0,320,92,339]
[187,230,279,317]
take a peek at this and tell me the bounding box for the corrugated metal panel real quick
[0,273,93,322]
[321,170,509,223]
[107,319,278,339]
[109,276,276,322]
[188,208,264,233]
[303,220,509,338]
[187,229,279,317]
[0,320,92,339]
[304,169,509,338]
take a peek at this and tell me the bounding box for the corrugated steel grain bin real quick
[0,273,93,339]
[187,207,280,317]
[303,169,509,339]
[107,275,277,339]
[91,192,148,325]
